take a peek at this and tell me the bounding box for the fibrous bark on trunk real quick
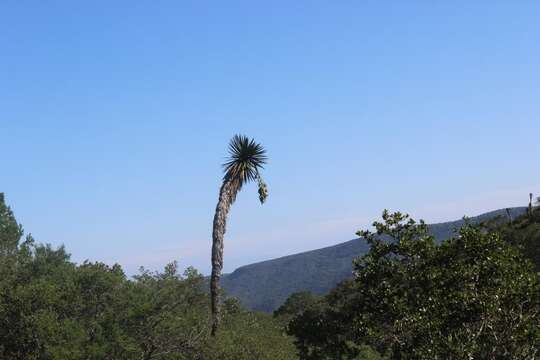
[210,178,240,336]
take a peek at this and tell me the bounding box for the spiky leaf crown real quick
[223,135,268,191]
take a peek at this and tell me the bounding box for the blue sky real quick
[2,1,539,275]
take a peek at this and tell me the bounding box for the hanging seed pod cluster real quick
[258,176,268,204]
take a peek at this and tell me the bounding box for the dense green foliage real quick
[487,203,540,269]
[0,194,296,360]
[2,191,539,359]
[286,211,539,359]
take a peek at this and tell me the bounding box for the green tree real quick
[121,263,210,360]
[274,291,321,324]
[0,240,129,359]
[210,135,268,335]
[288,211,540,359]
[487,202,540,269]
[1,193,298,360]
[206,298,297,360]
[0,193,23,256]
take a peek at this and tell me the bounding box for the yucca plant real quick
[210,134,268,335]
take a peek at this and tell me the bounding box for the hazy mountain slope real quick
[221,207,526,312]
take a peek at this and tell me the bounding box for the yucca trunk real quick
[529,193,533,219]
[210,178,240,336]
[209,134,268,335]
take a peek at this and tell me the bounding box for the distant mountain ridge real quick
[221,207,526,312]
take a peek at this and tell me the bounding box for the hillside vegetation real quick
[0,194,297,360]
[222,208,526,312]
[280,209,540,359]
[1,192,538,359]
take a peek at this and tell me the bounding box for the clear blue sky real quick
[2,1,539,275]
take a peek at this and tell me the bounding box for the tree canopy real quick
[2,191,539,359]
[0,193,295,360]
[287,211,540,359]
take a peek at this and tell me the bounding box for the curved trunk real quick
[210,178,239,336]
